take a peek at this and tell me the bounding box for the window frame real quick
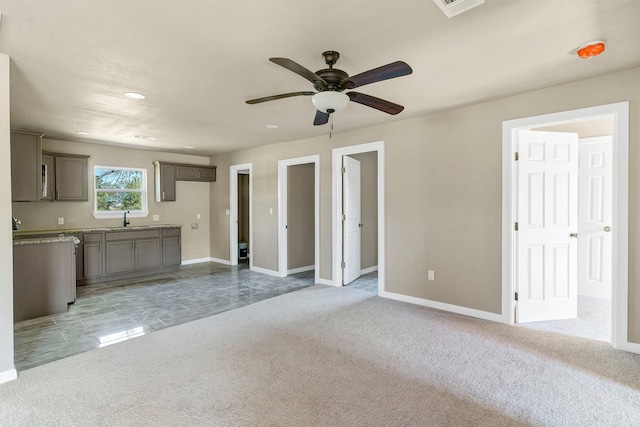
[93,165,149,219]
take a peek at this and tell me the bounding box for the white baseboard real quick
[316,277,336,286]
[0,368,17,384]
[379,291,504,323]
[360,265,378,275]
[287,265,314,275]
[182,257,219,266]
[616,340,640,355]
[209,257,231,266]
[250,265,281,277]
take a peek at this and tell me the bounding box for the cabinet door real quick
[83,242,104,277]
[175,165,198,180]
[106,241,135,274]
[158,164,176,201]
[163,237,181,266]
[197,167,216,182]
[55,156,88,201]
[11,131,42,202]
[41,154,54,201]
[135,239,161,270]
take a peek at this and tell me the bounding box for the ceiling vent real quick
[432,0,485,18]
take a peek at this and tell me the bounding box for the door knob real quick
[570,232,579,238]
[604,226,611,232]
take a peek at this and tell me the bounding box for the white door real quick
[343,156,361,285]
[578,137,612,299]
[516,130,579,323]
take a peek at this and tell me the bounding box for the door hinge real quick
[341,214,346,221]
[514,222,519,231]
[514,292,518,301]
[515,152,519,161]
[341,261,346,269]
[341,166,346,174]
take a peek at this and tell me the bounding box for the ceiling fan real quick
[246,51,413,126]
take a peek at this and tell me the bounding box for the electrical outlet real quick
[152,215,160,221]
[58,217,64,225]
[191,223,198,230]
[428,270,435,281]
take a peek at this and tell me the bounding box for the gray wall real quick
[11,138,213,261]
[350,152,378,271]
[0,54,15,380]
[209,66,640,344]
[287,163,315,270]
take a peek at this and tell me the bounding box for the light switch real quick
[225,209,230,216]
[196,213,201,220]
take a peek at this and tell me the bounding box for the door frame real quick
[277,155,320,282]
[229,163,253,268]
[332,141,385,292]
[502,101,636,352]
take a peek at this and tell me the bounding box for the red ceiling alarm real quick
[577,41,605,58]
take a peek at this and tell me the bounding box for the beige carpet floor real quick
[1,285,639,426]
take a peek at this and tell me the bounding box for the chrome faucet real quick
[123,210,130,227]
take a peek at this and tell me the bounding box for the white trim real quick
[210,257,232,266]
[250,265,281,277]
[93,165,148,217]
[0,368,17,384]
[316,278,336,286]
[360,265,379,275]
[229,164,253,268]
[380,291,504,323]
[502,101,632,352]
[181,257,217,266]
[287,265,314,275]
[332,142,385,294]
[277,155,321,284]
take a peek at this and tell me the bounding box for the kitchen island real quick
[13,236,79,322]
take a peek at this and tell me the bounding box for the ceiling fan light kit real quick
[246,51,413,127]
[311,91,350,114]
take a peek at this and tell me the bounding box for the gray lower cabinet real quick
[162,228,181,266]
[83,232,104,278]
[76,227,180,284]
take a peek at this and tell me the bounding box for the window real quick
[93,166,148,218]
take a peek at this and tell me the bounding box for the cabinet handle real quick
[162,191,165,200]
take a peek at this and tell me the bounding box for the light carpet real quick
[1,285,639,426]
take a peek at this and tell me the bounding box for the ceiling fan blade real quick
[270,58,328,89]
[246,91,315,105]
[340,61,413,90]
[347,92,404,115]
[313,110,330,126]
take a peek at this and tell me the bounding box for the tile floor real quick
[14,262,378,371]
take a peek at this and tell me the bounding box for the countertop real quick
[13,224,181,238]
[13,236,80,246]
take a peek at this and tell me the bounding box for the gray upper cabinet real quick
[55,154,89,201]
[154,161,215,202]
[155,162,176,202]
[11,130,44,202]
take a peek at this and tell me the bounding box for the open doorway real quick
[502,102,633,352]
[230,164,252,268]
[277,155,320,283]
[332,141,385,294]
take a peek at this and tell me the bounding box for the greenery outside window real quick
[93,166,148,218]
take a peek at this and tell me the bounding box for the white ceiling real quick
[0,0,638,156]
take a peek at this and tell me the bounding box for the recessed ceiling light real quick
[266,124,279,129]
[183,145,194,149]
[75,131,89,135]
[124,92,146,100]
